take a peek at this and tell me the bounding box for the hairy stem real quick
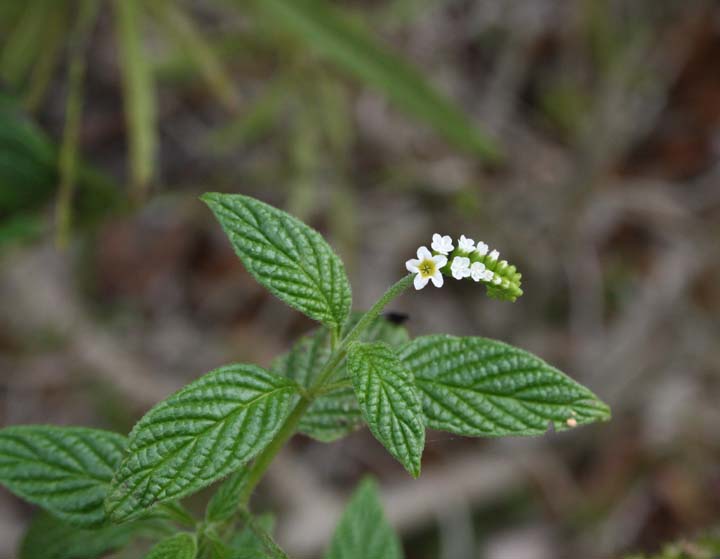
[239,507,290,559]
[237,274,413,505]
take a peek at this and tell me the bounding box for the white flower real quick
[431,233,454,255]
[488,249,500,261]
[475,241,489,256]
[450,256,471,280]
[493,275,502,285]
[458,235,475,253]
[470,261,492,282]
[406,246,447,290]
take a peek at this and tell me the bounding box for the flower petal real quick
[432,254,447,268]
[414,273,429,290]
[431,271,444,287]
[417,246,432,260]
[405,259,420,273]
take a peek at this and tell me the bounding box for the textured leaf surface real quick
[348,342,424,477]
[399,335,611,436]
[0,426,125,526]
[272,314,409,442]
[145,533,197,559]
[107,364,299,522]
[205,469,248,523]
[19,512,147,559]
[325,478,401,559]
[202,193,351,329]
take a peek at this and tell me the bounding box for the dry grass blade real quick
[149,0,238,112]
[55,0,99,248]
[113,0,156,203]
[248,0,502,162]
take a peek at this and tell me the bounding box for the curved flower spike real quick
[412,234,522,301]
[406,246,447,290]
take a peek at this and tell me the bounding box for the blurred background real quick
[1,0,720,557]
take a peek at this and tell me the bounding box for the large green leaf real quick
[325,478,401,559]
[0,426,126,526]
[145,533,197,559]
[106,364,299,522]
[347,342,424,477]
[202,193,352,330]
[19,512,152,559]
[399,335,611,437]
[249,0,500,161]
[272,314,409,442]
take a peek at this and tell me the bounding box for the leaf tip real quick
[199,191,220,206]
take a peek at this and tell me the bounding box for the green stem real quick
[310,274,413,392]
[237,274,413,505]
[314,379,351,396]
[237,396,312,504]
[158,501,197,528]
[239,508,290,559]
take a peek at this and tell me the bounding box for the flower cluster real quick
[406,233,523,301]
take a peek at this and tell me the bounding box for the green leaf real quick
[19,512,153,559]
[272,314,409,442]
[145,533,197,559]
[347,342,425,477]
[0,102,56,210]
[399,335,611,437]
[0,98,124,233]
[273,326,355,443]
[106,364,299,522]
[205,469,248,523]
[202,193,352,330]
[0,426,126,526]
[325,478,401,559]
[248,0,501,161]
[114,0,156,200]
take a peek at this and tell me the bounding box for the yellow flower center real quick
[419,259,436,278]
